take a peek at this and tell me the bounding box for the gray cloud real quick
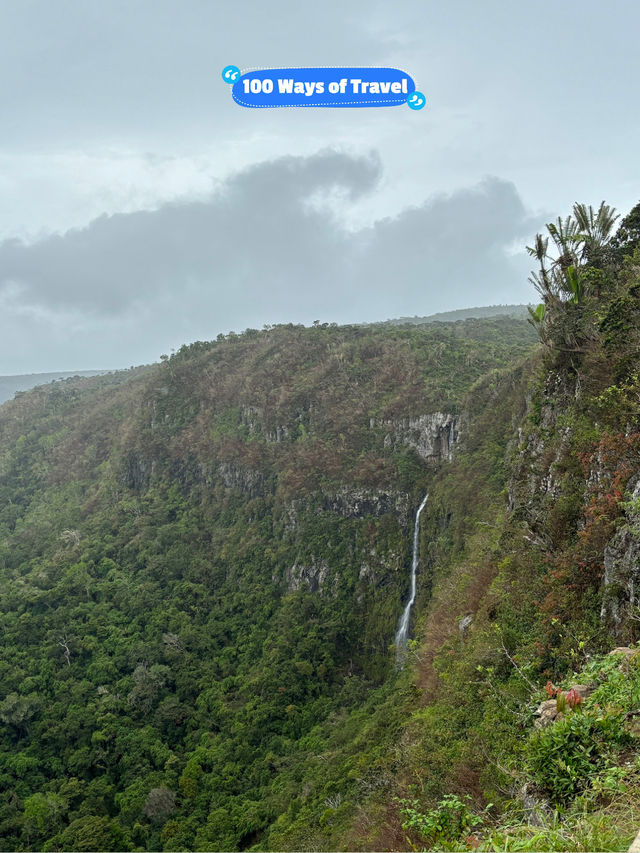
[0,149,381,315]
[355,177,537,317]
[0,149,541,372]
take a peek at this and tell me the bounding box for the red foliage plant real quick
[538,431,640,642]
[565,688,582,709]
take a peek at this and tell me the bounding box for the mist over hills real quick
[375,303,530,325]
[0,371,111,406]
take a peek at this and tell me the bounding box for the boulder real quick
[609,646,637,658]
[568,684,595,700]
[458,614,473,637]
[534,685,595,728]
[534,699,561,728]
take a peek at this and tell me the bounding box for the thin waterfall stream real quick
[395,493,428,664]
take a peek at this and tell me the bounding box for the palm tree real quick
[528,203,618,306]
[573,201,619,250]
[526,202,618,348]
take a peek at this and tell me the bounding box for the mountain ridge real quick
[0,306,530,407]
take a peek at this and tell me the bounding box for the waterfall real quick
[448,419,455,461]
[395,493,428,664]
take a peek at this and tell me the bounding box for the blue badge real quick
[221,65,241,84]
[225,67,422,109]
[407,91,426,110]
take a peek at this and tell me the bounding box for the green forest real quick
[1,199,640,852]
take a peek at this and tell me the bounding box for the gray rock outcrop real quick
[370,412,458,463]
[601,478,640,633]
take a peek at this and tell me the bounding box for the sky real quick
[1,0,639,373]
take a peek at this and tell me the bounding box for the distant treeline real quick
[0,371,111,406]
[370,303,530,326]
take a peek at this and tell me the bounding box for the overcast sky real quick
[1,0,639,372]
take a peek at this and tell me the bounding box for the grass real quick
[479,799,639,852]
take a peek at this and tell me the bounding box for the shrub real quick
[526,709,629,804]
[397,794,488,849]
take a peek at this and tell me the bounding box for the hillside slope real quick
[0,317,537,852]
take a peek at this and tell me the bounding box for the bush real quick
[397,794,488,849]
[526,709,629,804]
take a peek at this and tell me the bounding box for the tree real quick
[23,792,67,843]
[528,202,618,305]
[573,200,619,262]
[0,692,39,732]
[58,815,130,852]
[142,787,176,823]
[526,201,619,350]
[610,200,640,258]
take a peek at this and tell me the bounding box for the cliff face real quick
[602,479,640,631]
[370,411,458,463]
[505,358,640,643]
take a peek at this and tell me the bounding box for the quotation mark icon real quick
[222,65,240,83]
[407,91,426,110]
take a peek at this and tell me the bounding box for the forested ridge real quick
[0,316,536,851]
[1,199,640,852]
